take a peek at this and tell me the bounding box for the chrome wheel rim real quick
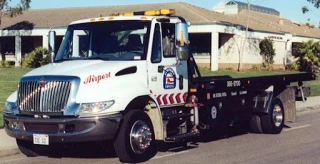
[130,120,152,154]
[272,105,283,127]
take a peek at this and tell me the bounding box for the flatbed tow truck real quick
[3,9,317,163]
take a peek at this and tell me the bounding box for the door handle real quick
[179,75,183,90]
[158,65,164,73]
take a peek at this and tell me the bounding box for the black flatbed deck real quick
[197,72,317,91]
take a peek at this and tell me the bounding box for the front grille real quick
[18,81,71,113]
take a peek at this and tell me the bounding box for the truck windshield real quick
[55,20,151,62]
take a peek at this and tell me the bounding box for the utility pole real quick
[238,0,251,71]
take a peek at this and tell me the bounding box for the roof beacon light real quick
[112,9,176,16]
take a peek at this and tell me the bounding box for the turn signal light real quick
[190,88,197,93]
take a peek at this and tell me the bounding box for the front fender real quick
[6,91,17,102]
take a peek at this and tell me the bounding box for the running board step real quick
[162,113,192,120]
[165,132,200,142]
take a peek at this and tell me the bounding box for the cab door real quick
[147,21,188,107]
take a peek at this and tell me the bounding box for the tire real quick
[249,115,263,133]
[16,139,39,157]
[114,110,157,163]
[261,98,285,134]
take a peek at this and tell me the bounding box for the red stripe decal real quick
[176,93,181,103]
[183,92,188,102]
[157,95,162,105]
[163,94,168,105]
[169,94,175,104]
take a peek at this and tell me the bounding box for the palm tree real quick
[298,40,320,72]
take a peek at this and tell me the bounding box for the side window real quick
[161,23,175,57]
[151,23,162,63]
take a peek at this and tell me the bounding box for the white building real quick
[1,1,319,70]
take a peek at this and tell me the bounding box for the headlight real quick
[78,100,115,114]
[4,101,16,114]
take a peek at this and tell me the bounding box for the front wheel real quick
[114,110,156,163]
[261,98,285,134]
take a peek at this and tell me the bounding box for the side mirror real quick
[176,47,189,60]
[175,22,189,60]
[48,30,56,63]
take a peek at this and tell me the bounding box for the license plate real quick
[33,134,49,145]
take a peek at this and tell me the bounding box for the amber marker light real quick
[180,31,185,46]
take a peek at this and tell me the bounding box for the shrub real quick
[41,55,50,66]
[22,47,49,68]
[251,64,261,71]
[8,61,15,66]
[290,62,299,71]
[225,67,234,71]
[0,61,15,68]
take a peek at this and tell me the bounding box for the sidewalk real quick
[296,96,320,112]
[0,96,320,158]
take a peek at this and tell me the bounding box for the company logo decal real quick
[84,72,111,84]
[211,106,217,119]
[163,68,176,89]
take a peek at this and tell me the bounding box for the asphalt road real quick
[1,110,320,164]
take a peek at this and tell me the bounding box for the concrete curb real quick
[296,105,320,115]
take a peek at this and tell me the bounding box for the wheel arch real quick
[123,95,164,140]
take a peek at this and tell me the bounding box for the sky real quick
[11,0,320,27]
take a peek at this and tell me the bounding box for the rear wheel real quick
[261,99,285,134]
[114,110,156,163]
[249,115,263,133]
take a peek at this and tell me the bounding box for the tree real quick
[0,0,31,26]
[302,0,320,27]
[0,0,31,64]
[238,0,251,71]
[297,40,320,72]
[259,37,275,70]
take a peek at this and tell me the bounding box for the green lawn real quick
[0,68,32,128]
[0,67,319,129]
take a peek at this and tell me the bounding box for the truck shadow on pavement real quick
[157,121,252,153]
[32,122,292,159]
[198,122,251,143]
[34,141,117,159]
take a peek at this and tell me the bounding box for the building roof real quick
[1,2,319,38]
[227,1,279,14]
